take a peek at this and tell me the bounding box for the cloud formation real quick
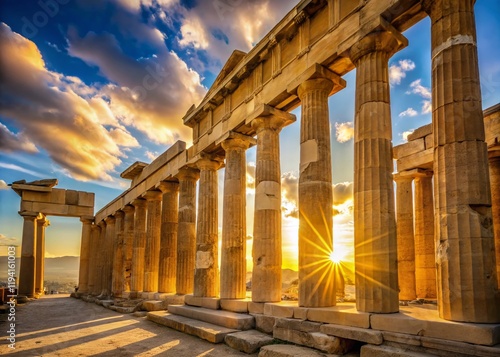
[0,23,139,181]
[335,122,354,143]
[389,59,416,86]
[0,180,8,190]
[399,108,418,117]
[0,123,38,154]
[408,79,432,114]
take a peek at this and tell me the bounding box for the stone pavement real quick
[0,295,256,356]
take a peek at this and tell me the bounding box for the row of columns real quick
[75,0,499,323]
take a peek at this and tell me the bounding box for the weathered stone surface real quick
[320,324,383,345]
[382,332,422,347]
[360,345,438,357]
[273,327,354,354]
[275,318,322,333]
[221,299,250,313]
[132,311,148,317]
[147,311,238,343]
[307,305,371,328]
[393,139,426,159]
[225,330,275,354]
[407,124,432,141]
[130,198,147,296]
[251,314,276,335]
[142,300,168,311]
[249,302,265,314]
[264,302,296,318]
[143,190,163,293]
[168,305,255,330]
[258,344,330,357]
[185,294,221,310]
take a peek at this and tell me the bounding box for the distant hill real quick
[0,256,79,283]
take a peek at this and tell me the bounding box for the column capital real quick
[157,181,179,193]
[245,104,296,133]
[176,167,200,181]
[393,172,414,183]
[91,224,101,232]
[349,30,407,64]
[97,220,106,228]
[287,63,345,96]
[37,216,50,227]
[297,78,334,100]
[114,210,125,219]
[143,189,163,201]
[80,216,94,225]
[123,204,135,214]
[196,155,223,171]
[421,0,476,19]
[221,132,256,151]
[19,211,40,219]
[132,198,147,208]
[104,216,116,225]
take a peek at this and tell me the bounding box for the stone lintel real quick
[80,215,95,224]
[407,124,432,141]
[19,211,43,219]
[397,148,434,172]
[394,168,433,180]
[286,63,346,96]
[489,143,500,159]
[120,161,148,180]
[12,184,52,197]
[215,131,257,148]
[245,104,296,128]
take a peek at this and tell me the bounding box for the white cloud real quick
[407,79,432,114]
[389,59,416,86]
[399,108,418,117]
[0,123,38,153]
[0,233,18,246]
[422,100,432,114]
[335,122,354,143]
[402,130,415,142]
[0,180,8,190]
[179,17,210,49]
[0,162,44,178]
[145,151,158,161]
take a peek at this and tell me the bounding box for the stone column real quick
[349,31,406,313]
[95,221,107,296]
[490,153,500,288]
[158,181,179,294]
[122,205,135,294]
[414,170,436,299]
[297,77,338,308]
[112,210,125,297]
[19,211,38,298]
[88,224,101,295]
[176,168,200,295]
[220,134,255,299]
[144,190,163,294]
[393,173,416,301]
[249,105,295,303]
[78,216,93,295]
[35,215,49,296]
[423,0,500,322]
[194,157,222,298]
[101,216,115,298]
[131,198,147,298]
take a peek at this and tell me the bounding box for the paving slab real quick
[168,304,255,330]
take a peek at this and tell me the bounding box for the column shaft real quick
[112,211,125,297]
[122,205,135,293]
[101,217,115,297]
[19,212,38,298]
[96,221,106,296]
[35,216,48,296]
[144,190,163,293]
[350,31,403,313]
[88,224,101,295]
[394,175,416,301]
[251,115,287,303]
[297,78,335,307]
[158,182,179,294]
[131,199,147,297]
[491,156,500,288]
[194,158,221,298]
[176,168,199,295]
[78,217,93,294]
[424,0,500,322]
[221,137,253,299]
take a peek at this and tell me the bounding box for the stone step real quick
[168,304,255,330]
[360,345,438,357]
[259,344,359,357]
[225,330,275,354]
[147,311,238,343]
[142,300,168,311]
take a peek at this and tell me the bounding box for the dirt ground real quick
[0,295,257,356]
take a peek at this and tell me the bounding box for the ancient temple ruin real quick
[13,0,500,355]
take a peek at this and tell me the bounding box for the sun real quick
[329,250,345,264]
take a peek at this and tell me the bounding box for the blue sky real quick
[0,0,499,268]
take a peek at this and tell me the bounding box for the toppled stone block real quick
[274,327,354,354]
[225,330,275,354]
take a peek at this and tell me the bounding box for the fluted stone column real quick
[176,168,200,295]
[394,173,416,301]
[349,31,406,313]
[122,205,135,294]
[297,77,339,308]
[144,190,163,294]
[131,198,147,298]
[78,216,93,295]
[95,221,106,296]
[490,153,500,288]
[112,210,125,297]
[194,157,222,298]
[19,211,38,298]
[414,170,436,299]
[158,181,179,294]
[423,0,500,322]
[249,105,295,303]
[220,134,255,299]
[35,216,49,296]
[88,224,101,295]
[101,216,115,297]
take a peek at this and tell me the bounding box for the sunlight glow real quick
[329,249,346,264]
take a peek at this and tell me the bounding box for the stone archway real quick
[11,179,94,298]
